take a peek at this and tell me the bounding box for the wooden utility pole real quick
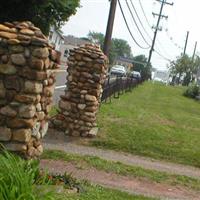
[147,0,173,67]
[183,31,189,55]
[103,0,117,57]
[192,41,197,61]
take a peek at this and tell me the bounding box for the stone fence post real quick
[52,44,108,137]
[0,21,59,158]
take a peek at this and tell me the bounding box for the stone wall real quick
[0,21,59,158]
[52,44,108,137]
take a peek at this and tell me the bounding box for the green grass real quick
[90,82,200,167]
[42,150,200,191]
[49,106,59,117]
[56,182,156,200]
[0,151,53,200]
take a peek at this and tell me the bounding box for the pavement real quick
[53,66,67,105]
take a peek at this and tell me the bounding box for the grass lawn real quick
[43,150,200,191]
[90,82,200,167]
[56,183,156,200]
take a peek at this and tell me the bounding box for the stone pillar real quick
[52,44,108,137]
[0,21,59,158]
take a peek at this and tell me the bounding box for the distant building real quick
[48,26,64,51]
[60,35,91,65]
[153,70,170,83]
[114,57,134,71]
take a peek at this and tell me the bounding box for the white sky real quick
[62,0,200,70]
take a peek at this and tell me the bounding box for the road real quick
[53,68,67,105]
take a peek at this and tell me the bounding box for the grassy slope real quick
[56,183,156,200]
[92,82,200,167]
[43,150,200,191]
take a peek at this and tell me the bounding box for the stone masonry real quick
[52,44,108,137]
[0,21,59,158]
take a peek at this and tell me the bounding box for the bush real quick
[0,151,53,200]
[183,83,200,98]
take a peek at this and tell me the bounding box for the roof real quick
[63,35,91,46]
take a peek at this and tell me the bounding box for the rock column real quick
[53,44,108,137]
[0,21,59,158]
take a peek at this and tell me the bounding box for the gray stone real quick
[88,127,98,137]
[36,103,42,112]
[0,80,6,98]
[11,54,26,66]
[4,143,27,151]
[0,64,17,75]
[0,105,17,117]
[24,81,43,94]
[32,122,41,139]
[85,94,97,102]
[0,127,12,141]
[12,129,31,142]
[59,100,71,111]
[19,104,36,119]
[32,47,49,58]
[40,122,48,138]
[78,104,86,110]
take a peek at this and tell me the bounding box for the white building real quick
[59,35,91,65]
[48,26,64,51]
[153,70,170,84]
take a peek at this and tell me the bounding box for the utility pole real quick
[147,0,173,66]
[192,41,197,61]
[103,0,117,57]
[183,31,189,55]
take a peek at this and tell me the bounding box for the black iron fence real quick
[101,76,141,103]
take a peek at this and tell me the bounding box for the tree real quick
[133,55,152,80]
[169,55,200,85]
[87,31,133,64]
[0,0,80,35]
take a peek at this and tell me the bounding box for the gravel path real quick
[44,139,200,180]
[40,159,200,200]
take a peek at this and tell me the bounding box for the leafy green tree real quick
[0,0,80,35]
[169,55,200,85]
[133,55,152,80]
[87,31,133,64]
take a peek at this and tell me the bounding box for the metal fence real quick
[101,76,141,103]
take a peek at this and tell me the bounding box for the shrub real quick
[183,83,200,98]
[0,151,52,200]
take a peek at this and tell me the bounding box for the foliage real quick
[90,82,200,167]
[87,31,133,64]
[0,0,80,35]
[43,149,200,191]
[183,82,200,98]
[0,151,52,200]
[133,55,152,80]
[169,54,200,86]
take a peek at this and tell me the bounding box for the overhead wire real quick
[137,0,174,61]
[125,0,151,47]
[118,0,150,49]
[129,0,153,42]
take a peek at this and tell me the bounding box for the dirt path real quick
[43,131,200,180]
[40,159,200,200]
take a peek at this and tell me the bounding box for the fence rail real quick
[101,76,141,103]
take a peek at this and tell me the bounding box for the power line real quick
[138,0,153,30]
[137,0,173,60]
[154,50,172,62]
[125,0,151,47]
[129,0,153,41]
[118,0,150,49]
[147,0,173,67]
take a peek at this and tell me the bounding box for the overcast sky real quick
[62,0,200,70]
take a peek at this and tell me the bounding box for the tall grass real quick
[0,151,53,200]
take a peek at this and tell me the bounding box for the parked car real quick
[110,65,127,77]
[130,71,141,80]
